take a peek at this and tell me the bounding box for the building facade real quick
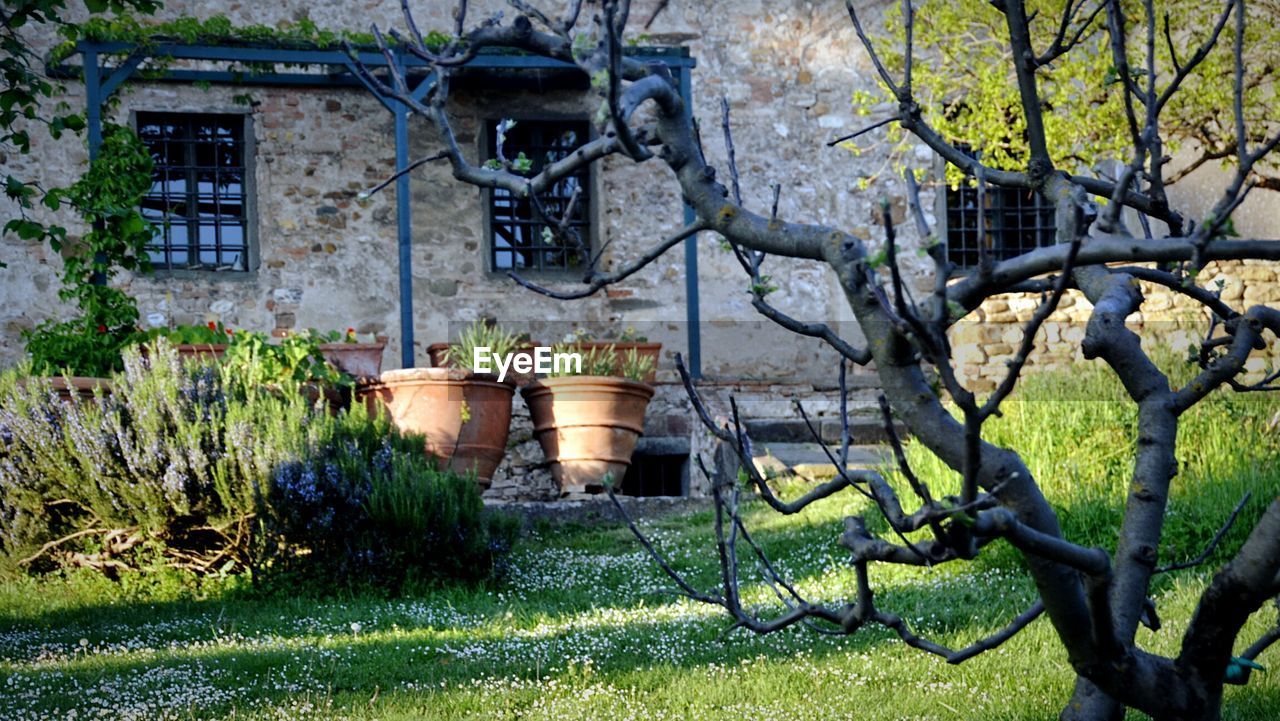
[3,0,1279,498]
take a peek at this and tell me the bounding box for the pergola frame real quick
[56,40,700,372]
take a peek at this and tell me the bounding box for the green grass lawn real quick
[4,361,1280,720]
[2,488,1278,721]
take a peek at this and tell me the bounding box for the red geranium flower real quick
[97,324,107,333]
[207,321,217,331]
[226,328,234,336]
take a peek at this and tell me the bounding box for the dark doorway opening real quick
[621,453,688,497]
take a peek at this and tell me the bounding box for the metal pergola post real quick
[69,41,698,371]
[678,65,701,379]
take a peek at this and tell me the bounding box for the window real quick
[137,112,252,271]
[486,119,591,271]
[942,180,1056,269]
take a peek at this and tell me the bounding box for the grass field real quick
[3,363,1280,720]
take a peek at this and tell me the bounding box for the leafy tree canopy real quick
[865,0,1280,189]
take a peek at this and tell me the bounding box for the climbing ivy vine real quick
[23,122,155,377]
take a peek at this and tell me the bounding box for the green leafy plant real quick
[618,347,656,382]
[138,321,234,346]
[443,320,524,370]
[22,123,157,377]
[312,327,365,344]
[546,343,616,377]
[563,325,649,343]
[50,14,451,64]
[1,0,162,272]
[220,329,349,392]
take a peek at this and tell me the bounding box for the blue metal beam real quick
[84,48,101,161]
[393,100,415,368]
[99,50,149,97]
[679,66,702,379]
[75,41,695,70]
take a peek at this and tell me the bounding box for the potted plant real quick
[428,325,541,386]
[138,321,233,363]
[219,329,354,410]
[563,326,661,382]
[23,316,127,402]
[20,123,156,401]
[317,328,387,380]
[358,320,520,489]
[521,344,656,496]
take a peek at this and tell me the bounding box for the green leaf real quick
[7,219,45,240]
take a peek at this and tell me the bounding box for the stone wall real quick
[953,259,1280,392]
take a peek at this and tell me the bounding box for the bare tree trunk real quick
[352,1,1280,717]
[1061,679,1124,721]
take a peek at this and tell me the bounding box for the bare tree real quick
[353,1,1280,719]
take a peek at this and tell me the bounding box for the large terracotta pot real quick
[571,342,662,382]
[427,342,543,386]
[319,339,387,379]
[521,376,655,496]
[356,367,514,489]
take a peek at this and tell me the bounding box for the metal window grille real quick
[137,112,249,271]
[487,119,590,271]
[944,181,1057,269]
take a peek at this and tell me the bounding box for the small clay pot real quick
[174,343,229,363]
[43,376,113,403]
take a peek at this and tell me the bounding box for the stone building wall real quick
[1,0,918,385]
[3,1,1280,499]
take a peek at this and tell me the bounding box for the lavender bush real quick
[0,340,514,589]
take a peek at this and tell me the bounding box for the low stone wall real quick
[484,372,882,502]
[952,260,1280,391]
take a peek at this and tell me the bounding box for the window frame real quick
[479,114,598,277]
[933,152,1057,273]
[131,108,259,276]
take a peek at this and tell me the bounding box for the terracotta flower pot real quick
[571,341,662,382]
[356,367,514,489]
[427,342,543,386]
[319,339,387,379]
[174,343,228,363]
[41,376,112,403]
[521,376,655,496]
